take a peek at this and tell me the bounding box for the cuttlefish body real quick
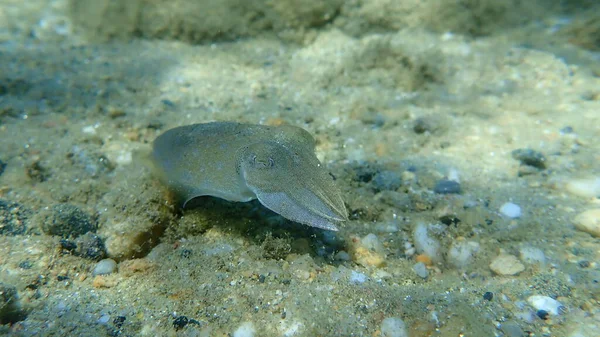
[152,122,347,231]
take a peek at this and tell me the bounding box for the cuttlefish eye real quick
[251,155,275,169]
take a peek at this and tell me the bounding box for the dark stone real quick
[372,170,402,192]
[59,239,78,251]
[483,291,493,301]
[18,261,33,270]
[56,275,69,281]
[536,309,549,320]
[74,233,106,260]
[113,316,126,329]
[259,274,266,283]
[26,159,49,182]
[173,316,189,330]
[0,159,6,176]
[180,249,192,259]
[439,215,461,226]
[44,203,95,238]
[511,148,547,169]
[579,260,591,268]
[0,283,26,324]
[433,180,461,194]
[560,126,573,134]
[0,200,30,235]
[413,117,433,134]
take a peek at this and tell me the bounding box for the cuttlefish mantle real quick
[151,122,347,231]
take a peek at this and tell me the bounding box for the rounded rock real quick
[573,209,600,237]
[380,317,408,337]
[44,203,95,238]
[499,202,521,218]
[93,258,117,276]
[489,254,525,276]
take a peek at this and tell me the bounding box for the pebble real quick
[499,202,521,218]
[233,321,256,337]
[93,258,117,276]
[489,254,525,276]
[433,179,461,194]
[564,177,600,198]
[413,262,429,279]
[44,203,95,238]
[349,233,386,268]
[527,295,564,316]
[380,317,408,337]
[519,246,546,265]
[0,282,25,324]
[511,148,547,169]
[412,223,441,263]
[573,209,600,237]
[0,158,6,176]
[349,270,368,284]
[372,170,402,192]
[0,200,30,235]
[447,240,480,269]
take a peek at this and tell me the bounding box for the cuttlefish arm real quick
[237,141,347,231]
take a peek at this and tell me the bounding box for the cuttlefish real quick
[152,122,347,231]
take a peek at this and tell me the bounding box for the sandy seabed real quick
[1,0,600,336]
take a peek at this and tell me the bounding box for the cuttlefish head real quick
[237,141,347,231]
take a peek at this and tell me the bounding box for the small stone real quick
[564,177,600,198]
[519,246,546,265]
[73,233,107,260]
[93,258,117,276]
[413,262,429,279]
[511,148,547,169]
[349,270,368,284]
[489,254,525,276]
[483,292,493,301]
[536,310,549,320]
[412,223,441,263]
[380,317,408,337]
[499,202,521,218]
[433,179,461,194]
[44,203,95,238]
[173,316,189,330]
[0,200,30,235]
[0,159,6,176]
[233,321,255,337]
[573,209,600,237]
[372,170,402,192]
[349,234,386,268]
[0,283,26,324]
[447,240,479,269]
[527,295,564,316]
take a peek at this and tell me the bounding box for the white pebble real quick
[413,262,429,279]
[500,202,521,218]
[489,254,525,276]
[447,240,480,269]
[380,317,408,337]
[349,270,368,284]
[527,295,564,316]
[412,223,441,262]
[565,177,600,198]
[573,209,600,237]
[233,321,256,337]
[97,314,111,324]
[93,258,117,276]
[361,233,385,254]
[519,246,546,265]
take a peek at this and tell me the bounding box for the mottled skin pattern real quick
[152,122,347,231]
